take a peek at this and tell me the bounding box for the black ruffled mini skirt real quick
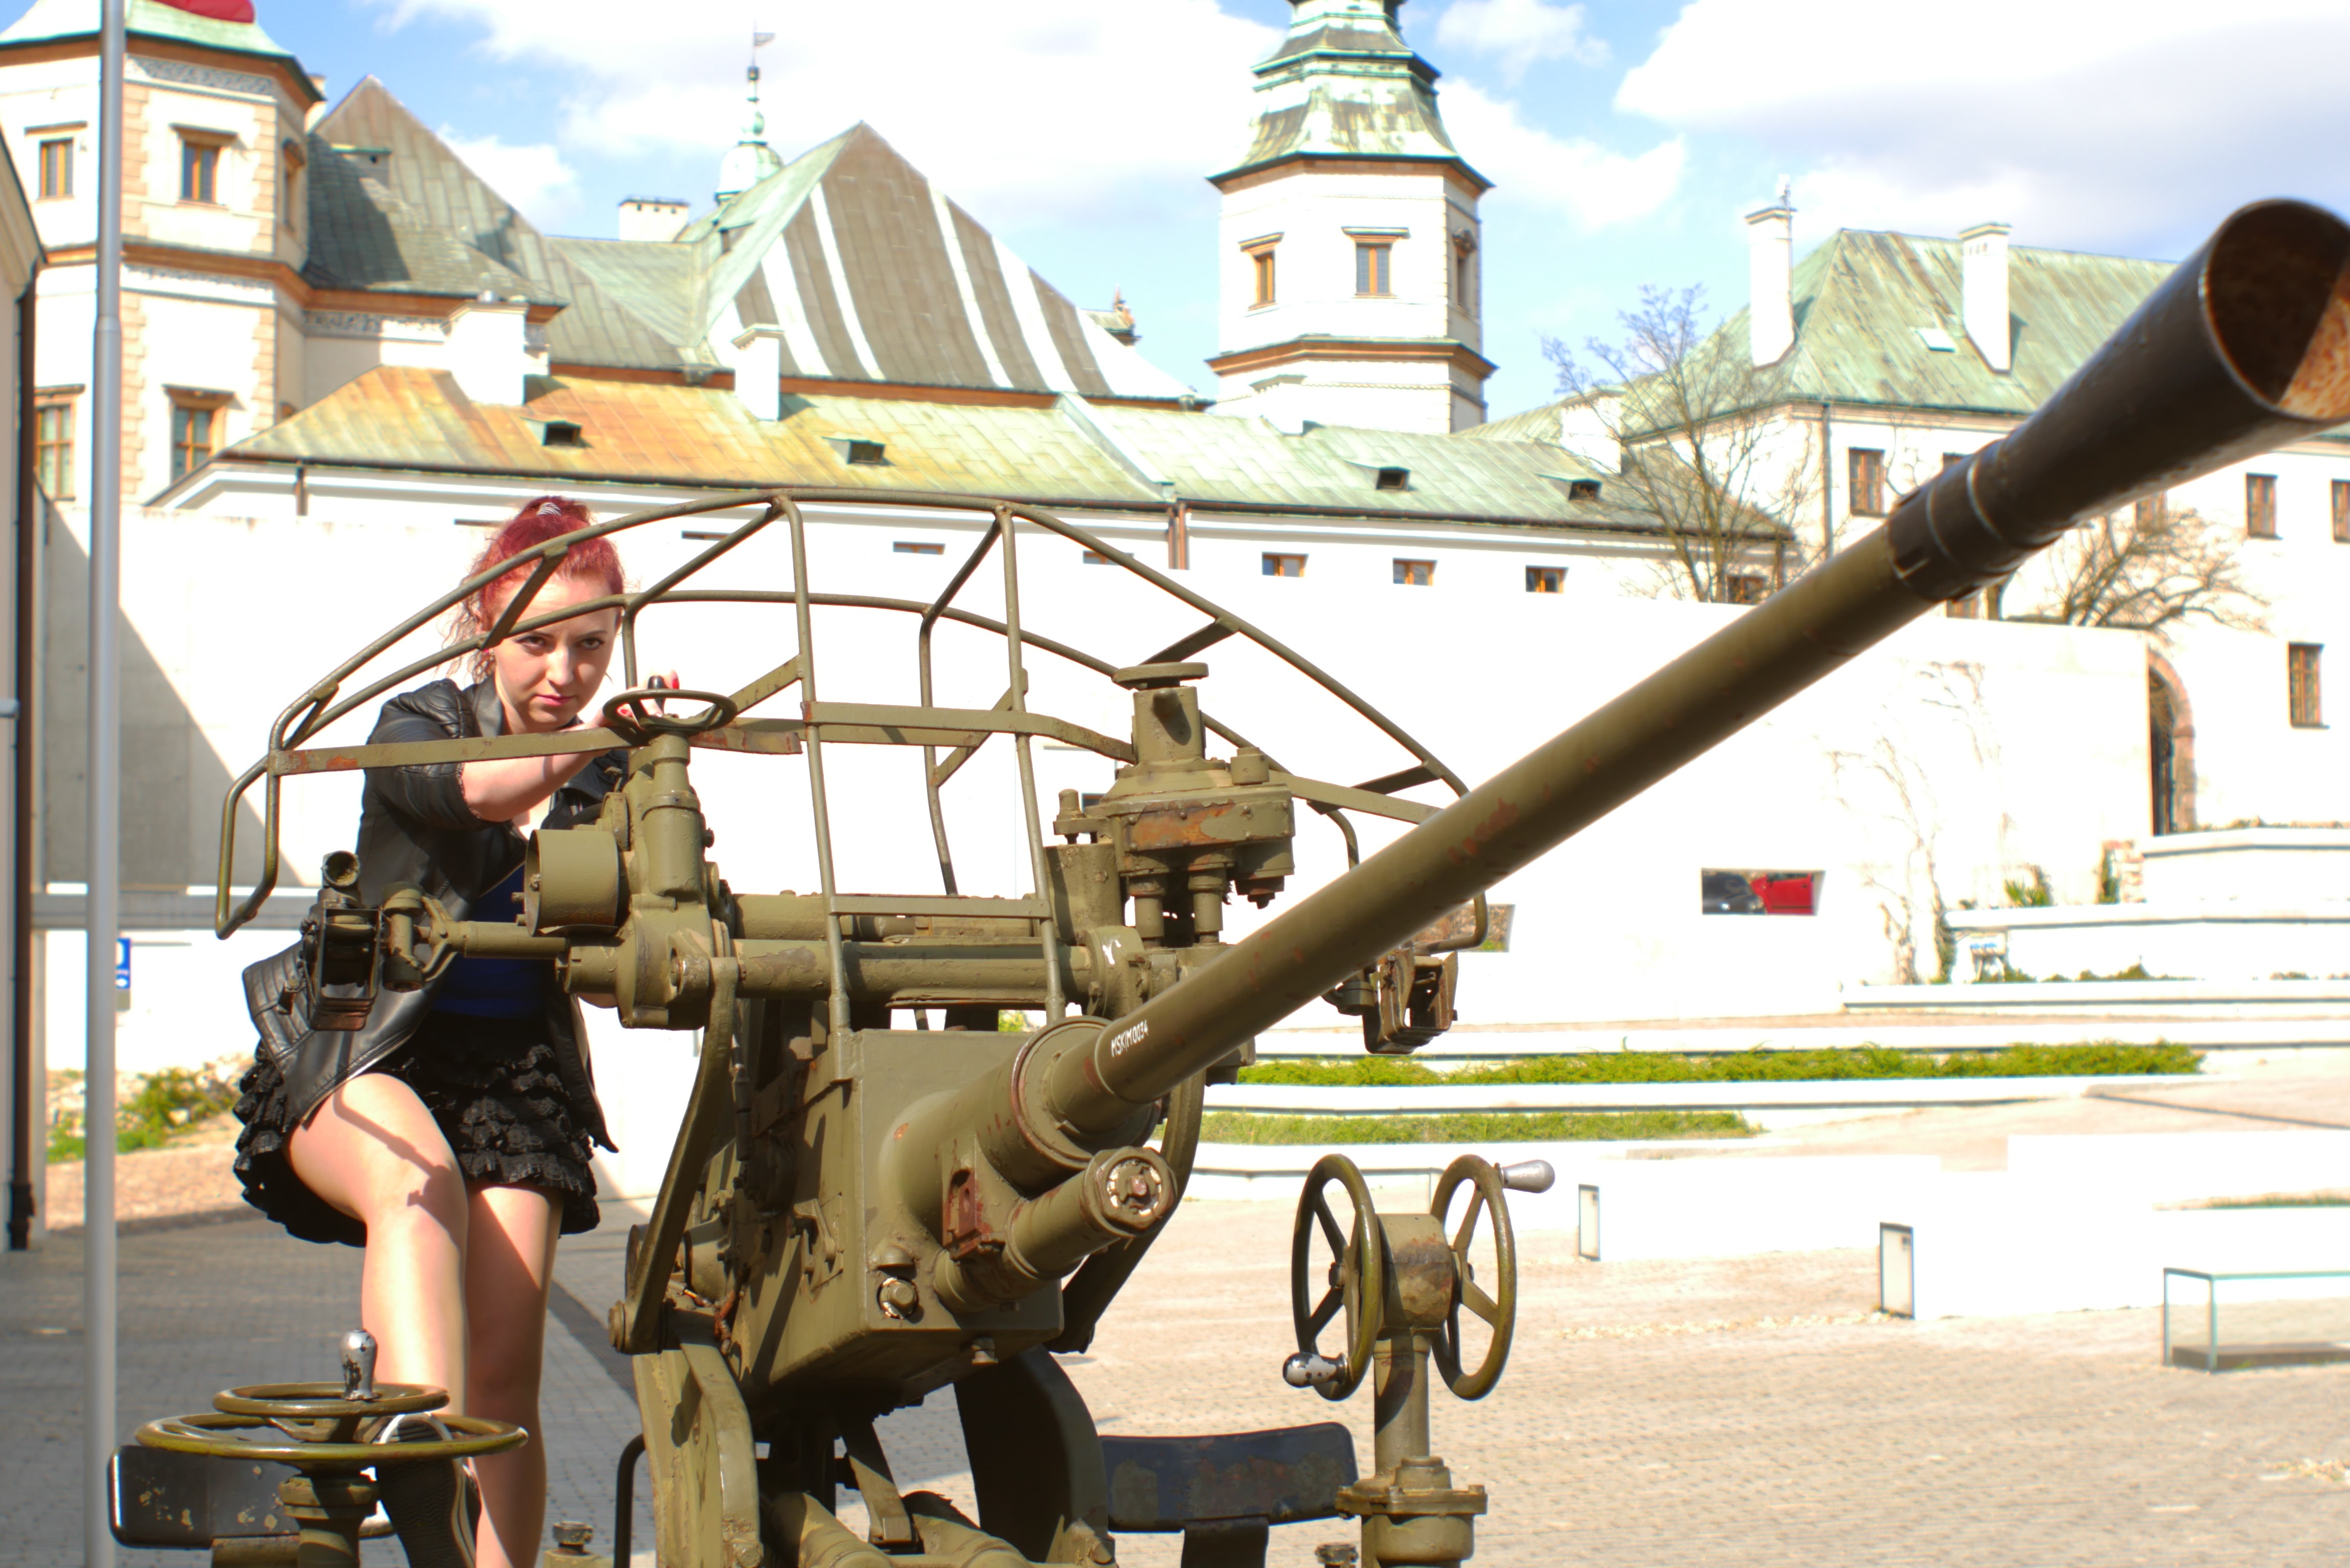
[232,1012,602,1248]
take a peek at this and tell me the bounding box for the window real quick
[169,398,221,481]
[893,541,944,556]
[1941,451,1969,471]
[34,395,73,499]
[2134,493,2168,533]
[1848,448,1887,516]
[1393,559,1433,586]
[2247,473,2278,538]
[1946,591,1982,619]
[179,135,223,204]
[1726,573,1769,605]
[844,439,886,465]
[2289,643,2323,727]
[1354,242,1392,297]
[37,137,71,200]
[1080,550,1109,565]
[1525,566,1564,594]
[1245,243,1277,308]
[1262,553,1305,578]
[1566,478,1601,502]
[1373,466,1409,491]
[2333,480,2348,543]
[279,139,304,230]
[1451,231,1475,314]
[540,420,583,448]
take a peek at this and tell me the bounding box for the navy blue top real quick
[429,863,545,1019]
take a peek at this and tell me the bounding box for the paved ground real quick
[15,1052,2350,1567]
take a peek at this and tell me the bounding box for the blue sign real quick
[114,936,130,992]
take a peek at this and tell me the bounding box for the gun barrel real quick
[1038,198,2350,1132]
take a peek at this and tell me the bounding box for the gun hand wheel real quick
[599,687,739,745]
[1430,1156,1518,1400]
[136,1383,527,1468]
[1288,1153,1385,1401]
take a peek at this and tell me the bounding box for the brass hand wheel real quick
[599,686,739,745]
[1286,1153,1386,1401]
[1429,1156,1524,1400]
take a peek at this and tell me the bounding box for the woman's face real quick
[484,572,621,734]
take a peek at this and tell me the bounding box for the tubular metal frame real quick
[214,489,1489,969]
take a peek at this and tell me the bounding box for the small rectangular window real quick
[2247,473,2278,538]
[845,439,886,465]
[179,137,221,204]
[1941,451,1969,471]
[1262,553,1305,578]
[2134,493,2168,533]
[2332,480,2348,543]
[1848,448,1887,516]
[1374,466,1409,491]
[893,541,945,556]
[1726,573,1769,605]
[2290,643,2323,727]
[169,401,217,481]
[1081,550,1108,565]
[1525,566,1564,594]
[1566,478,1601,502]
[1249,247,1276,308]
[540,419,584,447]
[1355,242,1392,297]
[1393,559,1434,586]
[37,137,71,200]
[34,396,73,499]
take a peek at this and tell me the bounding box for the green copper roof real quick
[1215,0,1483,186]
[0,0,318,97]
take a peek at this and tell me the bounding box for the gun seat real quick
[1100,1423,1357,1568]
[110,1446,393,1566]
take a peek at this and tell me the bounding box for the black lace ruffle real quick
[232,1013,601,1248]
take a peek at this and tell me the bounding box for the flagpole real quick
[84,0,124,1564]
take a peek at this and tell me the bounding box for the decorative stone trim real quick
[130,54,274,99]
[304,310,447,342]
[125,262,275,304]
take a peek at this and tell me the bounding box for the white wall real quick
[51,480,2164,1087]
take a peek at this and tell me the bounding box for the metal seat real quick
[1100,1423,1357,1568]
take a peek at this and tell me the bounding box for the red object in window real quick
[157,0,257,21]
[1752,874,1816,915]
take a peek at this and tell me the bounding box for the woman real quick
[233,495,650,1568]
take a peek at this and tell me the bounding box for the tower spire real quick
[715,27,782,202]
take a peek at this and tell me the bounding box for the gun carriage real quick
[117,200,2350,1568]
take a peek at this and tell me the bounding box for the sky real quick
[223,0,2350,420]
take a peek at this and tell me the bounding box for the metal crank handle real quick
[1500,1160,1555,1194]
[1282,1352,1343,1389]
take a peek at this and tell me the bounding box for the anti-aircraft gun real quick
[141,200,2350,1568]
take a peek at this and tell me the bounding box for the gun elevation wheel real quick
[1287,1153,1385,1401]
[1429,1156,1518,1399]
[599,686,738,744]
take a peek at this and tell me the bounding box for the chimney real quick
[619,195,691,244]
[731,326,784,420]
[1961,222,2012,372]
[1745,187,1794,366]
[444,297,534,405]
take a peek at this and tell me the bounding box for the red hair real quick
[454,495,627,677]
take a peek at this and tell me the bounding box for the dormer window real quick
[1374,466,1409,491]
[846,439,886,466]
[541,420,584,448]
[1568,479,1600,502]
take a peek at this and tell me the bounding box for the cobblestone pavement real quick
[12,1200,2350,1568]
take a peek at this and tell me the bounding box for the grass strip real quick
[1199,1109,1755,1145]
[1237,1040,2200,1090]
[48,1066,240,1162]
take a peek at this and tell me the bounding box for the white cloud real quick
[368,0,1277,229]
[434,128,578,225]
[1441,82,1684,229]
[1434,0,1607,84]
[1614,0,2350,255]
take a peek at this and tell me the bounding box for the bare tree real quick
[2003,500,2267,634]
[1543,285,1810,604]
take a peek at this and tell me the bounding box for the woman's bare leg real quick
[286,1075,469,1399]
[464,1184,563,1568]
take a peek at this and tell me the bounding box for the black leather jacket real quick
[242,678,621,1147]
